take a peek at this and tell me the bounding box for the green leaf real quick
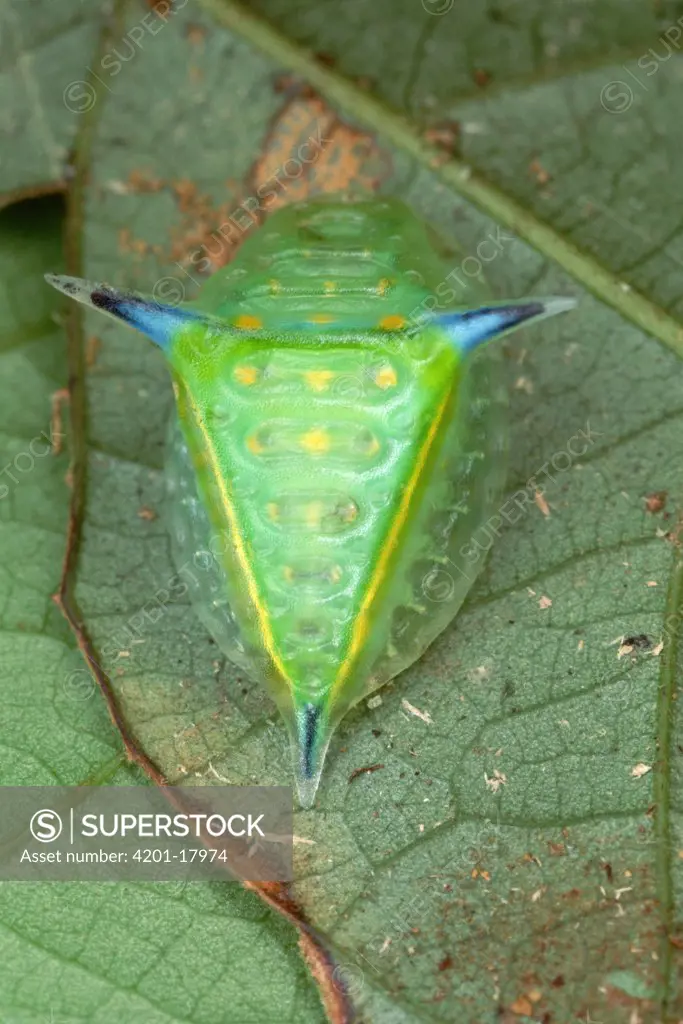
[3,1,683,1022]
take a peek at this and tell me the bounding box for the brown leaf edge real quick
[43,24,356,1024]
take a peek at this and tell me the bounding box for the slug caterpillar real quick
[47,196,575,806]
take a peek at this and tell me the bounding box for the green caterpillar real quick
[46,196,575,807]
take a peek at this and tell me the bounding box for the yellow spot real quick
[323,281,337,294]
[304,370,334,392]
[299,429,330,455]
[379,314,406,331]
[375,365,397,389]
[305,501,324,528]
[234,314,262,330]
[283,566,294,582]
[266,502,279,522]
[377,278,391,296]
[329,565,342,583]
[309,313,334,325]
[269,279,281,294]
[234,365,259,385]
[247,434,264,454]
[365,437,380,456]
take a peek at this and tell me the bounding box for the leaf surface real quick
[2,2,683,1022]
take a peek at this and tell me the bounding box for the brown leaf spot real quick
[252,93,391,211]
[424,120,461,155]
[185,23,207,46]
[644,490,667,513]
[510,996,533,1016]
[529,159,551,185]
[126,168,164,193]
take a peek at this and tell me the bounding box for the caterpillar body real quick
[47,196,575,806]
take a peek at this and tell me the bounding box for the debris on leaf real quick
[348,763,385,784]
[510,995,533,1016]
[631,763,652,778]
[646,580,658,587]
[624,634,651,650]
[617,634,651,659]
[534,490,550,516]
[539,595,552,609]
[367,695,382,710]
[485,769,507,793]
[644,491,667,513]
[423,120,461,154]
[617,639,635,659]
[206,761,228,781]
[401,699,433,724]
[529,158,551,185]
[514,375,534,394]
[137,505,157,521]
[651,641,664,656]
